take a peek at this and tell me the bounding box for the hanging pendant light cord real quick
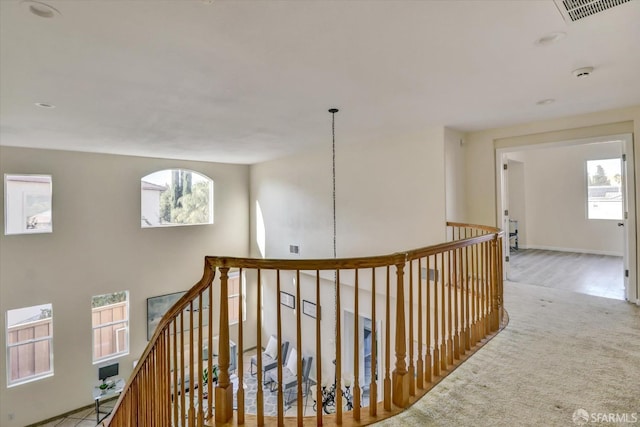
[329,108,339,389]
[331,108,338,260]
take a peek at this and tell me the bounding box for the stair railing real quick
[105,222,505,426]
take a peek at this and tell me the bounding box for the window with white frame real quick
[92,291,129,363]
[228,272,246,325]
[141,169,213,228]
[586,158,623,220]
[6,303,54,387]
[4,174,52,235]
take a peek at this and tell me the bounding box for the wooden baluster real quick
[433,254,440,377]
[490,238,499,332]
[463,245,471,352]
[166,329,171,424]
[453,249,460,361]
[416,259,424,390]
[483,242,490,337]
[316,271,323,425]
[166,328,172,424]
[473,242,479,346]
[215,267,233,424]
[172,320,178,427]
[180,311,186,426]
[188,301,195,427]
[370,267,377,417]
[408,260,415,397]
[498,236,504,326]
[197,293,204,427]
[392,260,409,408]
[256,269,264,426]
[156,335,161,426]
[425,255,432,382]
[484,242,492,337]
[440,252,447,371]
[471,243,477,346]
[478,242,484,340]
[336,269,342,424]
[353,269,361,420]
[140,363,145,427]
[207,282,214,421]
[162,330,169,425]
[447,251,454,366]
[384,266,391,411]
[296,270,303,424]
[276,270,284,426]
[238,268,245,424]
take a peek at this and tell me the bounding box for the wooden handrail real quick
[105,222,506,427]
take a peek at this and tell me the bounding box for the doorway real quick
[496,134,637,304]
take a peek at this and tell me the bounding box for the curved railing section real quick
[105,222,505,426]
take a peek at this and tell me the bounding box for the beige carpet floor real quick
[375,282,640,427]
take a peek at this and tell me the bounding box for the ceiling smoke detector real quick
[573,67,594,78]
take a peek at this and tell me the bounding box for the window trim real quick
[4,174,53,235]
[6,307,54,388]
[140,168,214,228]
[92,292,130,364]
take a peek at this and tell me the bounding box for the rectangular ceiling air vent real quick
[554,0,632,22]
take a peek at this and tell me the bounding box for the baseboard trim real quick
[523,245,623,257]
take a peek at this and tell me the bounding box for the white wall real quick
[444,128,466,222]
[0,147,250,426]
[249,127,448,383]
[250,127,448,260]
[512,142,623,255]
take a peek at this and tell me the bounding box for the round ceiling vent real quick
[573,67,594,79]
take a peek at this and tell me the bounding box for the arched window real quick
[141,169,213,228]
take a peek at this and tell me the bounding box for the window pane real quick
[587,159,623,220]
[6,303,53,386]
[92,291,129,362]
[141,169,213,228]
[227,273,245,325]
[228,295,239,324]
[4,174,52,235]
[229,277,240,295]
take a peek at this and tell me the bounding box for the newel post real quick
[490,237,500,332]
[392,260,409,408]
[215,266,233,424]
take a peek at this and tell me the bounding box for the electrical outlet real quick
[289,244,299,254]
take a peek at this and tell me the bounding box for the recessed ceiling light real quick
[35,102,55,109]
[535,32,566,46]
[536,99,555,106]
[22,1,60,18]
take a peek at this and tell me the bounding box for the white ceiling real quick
[1,0,639,164]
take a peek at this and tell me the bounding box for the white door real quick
[621,135,638,303]
[498,152,511,279]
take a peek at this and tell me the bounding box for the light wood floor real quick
[508,249,625,300]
